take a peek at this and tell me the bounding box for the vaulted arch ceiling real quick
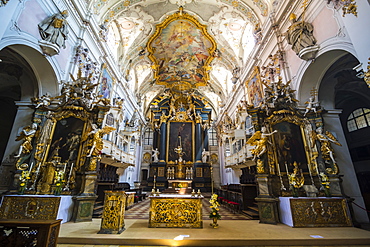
[91,0,274,114]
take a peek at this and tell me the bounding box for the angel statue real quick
[246,127,278,161]
[86,124,115,157]
[312,127,342,173]
[15,123,38,158]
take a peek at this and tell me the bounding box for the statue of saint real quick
[286,13,316,55]
[202,149,208,163]
[152,148,160,162]
[38,10,69,49]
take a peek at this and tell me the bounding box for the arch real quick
[295,37,357,101]
[0,44,59,162]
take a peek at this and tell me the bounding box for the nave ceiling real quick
[89,0,277,116]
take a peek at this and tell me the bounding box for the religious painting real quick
[167,122,193,162]
[247,66,263,107]
[47,117,84,165]
[272,122,307,172]
[147,10,216,88]
[99,65,113,99]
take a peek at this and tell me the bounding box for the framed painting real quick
[47,117,85,165]
[272,122,308,172]
[99,64,113,99]
[246,66,263,107]
[167,122,194,162]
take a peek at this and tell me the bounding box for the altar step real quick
[242,205,259,219]
[92,201,104,218]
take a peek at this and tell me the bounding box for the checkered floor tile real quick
[125,197,252,220]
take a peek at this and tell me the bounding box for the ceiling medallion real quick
[121,21,135,30]
[228,22,242,31]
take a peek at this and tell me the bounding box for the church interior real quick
[0,0,370,246]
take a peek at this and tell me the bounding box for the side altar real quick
[149,194,203,228]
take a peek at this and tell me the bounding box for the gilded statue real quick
[38,10,69,49]
[247,127,278,161]
[286,13,316,55]
[86,124,115,157]
[15,123,38,159]
[312,127,342,164]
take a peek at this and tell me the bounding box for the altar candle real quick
[63,163,67,174]
[69,163,74,177]
[285,163,289,174]
[29,161,34,172]
[36,161,41,173]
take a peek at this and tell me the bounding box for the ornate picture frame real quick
[247,66,263,107]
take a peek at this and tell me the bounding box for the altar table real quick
[279,197,352,227]
[149,194,203,228]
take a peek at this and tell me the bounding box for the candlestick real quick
[285,163,289,174]
[29,161,34,172]
[69,163,74,177]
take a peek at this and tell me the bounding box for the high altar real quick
[145,9,217,193]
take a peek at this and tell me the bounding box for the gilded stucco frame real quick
[266,110,319,176]
[146,7,217,89]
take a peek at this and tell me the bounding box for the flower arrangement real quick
[19,170,30,194]
[209,193,221,220]
[319,172,331,197]
[54,170,65,196]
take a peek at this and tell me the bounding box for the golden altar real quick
[149,194,203,228]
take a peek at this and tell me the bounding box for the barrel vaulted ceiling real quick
[90,0,277,114]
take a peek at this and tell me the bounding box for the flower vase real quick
[323,187,331,197]
[54,185,62,196]
[292,187,299,198]
[210,217,218,228]
[18,185,26,195]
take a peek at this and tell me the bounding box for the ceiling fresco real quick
[89,0,276,115]
[147,9,216,91]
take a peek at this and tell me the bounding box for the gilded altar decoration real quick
[149,195,203,228]
[99,191,126,234]
[364,57,370,88]
[290,198,352,227]
[287,162,305,197]
[0,196,60,220]
[327,0,357,17]
[209,194,221,228]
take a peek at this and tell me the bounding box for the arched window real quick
[347,108,370,132]
[144,128,153,146]
[208,127,217,146]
